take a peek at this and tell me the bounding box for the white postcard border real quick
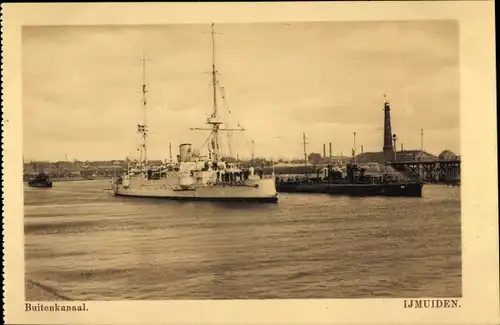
[2,2,498,324]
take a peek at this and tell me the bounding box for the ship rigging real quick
[190,23,245,163]
[136,54,149,172]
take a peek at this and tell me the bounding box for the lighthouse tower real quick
[383,96,394,161]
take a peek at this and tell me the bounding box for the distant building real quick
[354,150,438,164]
[438,150,459,160]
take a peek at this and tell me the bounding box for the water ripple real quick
[24,180,461,300]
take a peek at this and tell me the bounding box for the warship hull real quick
[276,181,423,197]
[113,178,279,203]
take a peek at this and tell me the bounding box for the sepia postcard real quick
[2,1,498,325]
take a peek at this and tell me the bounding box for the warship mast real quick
[208,23,222,162]
[191,23,244,162]
[137,55,149,170]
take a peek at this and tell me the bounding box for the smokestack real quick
[353,132,357,164]
[401,143,404,152]
[361,145,364,154]
[421,129,424,153]
[392,134,398,161]
[251,140,255,162]
[328,143,333,182]
[323,143,326,158]
[303,132,308,165]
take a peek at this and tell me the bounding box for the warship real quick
[111,24,279,203]
[274,163,423,197]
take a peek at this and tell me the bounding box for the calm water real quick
[24,180,461,300]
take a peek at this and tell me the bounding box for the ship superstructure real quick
[111,23,279,203]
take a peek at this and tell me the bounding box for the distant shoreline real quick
[23,177,111,183]
[53,177,110,182]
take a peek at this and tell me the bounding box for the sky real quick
[23,21,460,161]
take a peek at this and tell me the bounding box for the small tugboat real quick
[27,173,53,188]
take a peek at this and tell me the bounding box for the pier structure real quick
[388,158,461,184]
[381,96,461,183]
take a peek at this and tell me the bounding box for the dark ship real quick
[27,173,53,188]
[274,164,423,197]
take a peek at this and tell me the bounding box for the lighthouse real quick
[382,95,394,162]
